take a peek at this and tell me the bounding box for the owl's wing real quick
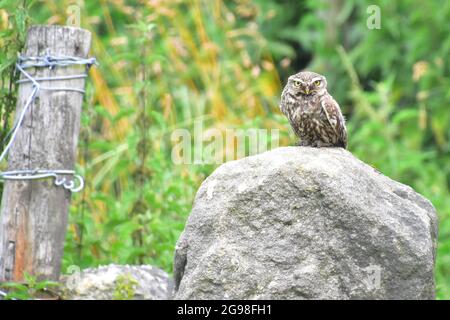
[320,97,348,148]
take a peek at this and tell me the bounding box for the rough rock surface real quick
[174,147,438,300]
[62,264,173,300]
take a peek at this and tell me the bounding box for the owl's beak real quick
[300,87,311,95]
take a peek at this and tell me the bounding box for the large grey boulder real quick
[62,264,173,300]
[174,147,438,299]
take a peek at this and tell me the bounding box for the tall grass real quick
[0,0,448,299]
[26,0,284,272]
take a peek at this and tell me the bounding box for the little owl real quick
[280,71,347,148]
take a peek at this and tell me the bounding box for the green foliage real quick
[0,0,448,299]
[113,274,138,300]
[0,272,60,300]
[0,0,32,162]
[58,0,282,275]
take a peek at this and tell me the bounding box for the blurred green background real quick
[0,0,449,298]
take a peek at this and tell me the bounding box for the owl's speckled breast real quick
[296,96,325,135]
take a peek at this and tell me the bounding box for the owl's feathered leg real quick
[297,140,310,147]
[311,141,335,148]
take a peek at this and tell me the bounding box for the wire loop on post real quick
[0,170,85,193]
[0,51,96,193]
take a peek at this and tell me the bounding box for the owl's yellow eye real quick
[314,80,321,86]
[293,80,301,87]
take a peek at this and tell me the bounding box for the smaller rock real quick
[62,264,173,300]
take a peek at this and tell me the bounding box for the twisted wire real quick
[0,51,96,192]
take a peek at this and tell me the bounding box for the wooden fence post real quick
[0,25,92,281]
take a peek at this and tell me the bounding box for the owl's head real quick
[286,71,327,97]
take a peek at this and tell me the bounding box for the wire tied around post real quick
[0,50,96,193]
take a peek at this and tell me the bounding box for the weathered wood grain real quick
[0,25,92,281]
